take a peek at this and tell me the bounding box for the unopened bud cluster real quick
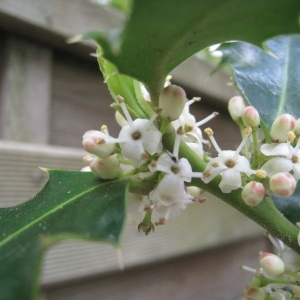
[81,82,300,234]
[227,96,300,204]
[81,80,219,232]
[242,234,300,299]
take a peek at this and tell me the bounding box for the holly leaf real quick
[97,50,153,119]
[218,35,300,129]
[0,170,128,300]
[273,182,300,226]
[76,0,300,103]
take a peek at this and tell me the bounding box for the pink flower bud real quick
[228,96,246,121]
[270,114,296,142]
[159,85,187,121]
[295,118,300,136]
[269,172,296,197]
[82,130,115,158]
[90,154,119,179]
[242,181,265,206]
[259,252,285,276]
[242,106,260,128]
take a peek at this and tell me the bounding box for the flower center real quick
[292,155,298,164]
[131,130,142,140]
[171,165,180,174]
[225,159,236,168]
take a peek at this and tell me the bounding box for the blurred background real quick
[0,1,271,299]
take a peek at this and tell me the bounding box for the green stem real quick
[162,130,300,254]
[251,129,259,165]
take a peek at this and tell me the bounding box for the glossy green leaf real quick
[97,50,153,119]
[0,170,128,300]
[218,35,300,129]
[273,182,300,226]
[80,0,300,103]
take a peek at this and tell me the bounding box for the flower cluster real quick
[81,82,300,235]
[242,233,300,299]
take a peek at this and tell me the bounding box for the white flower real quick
[260,138,300,179]
[172,97,218,157]
[148,131,203,220]
[202,127,256,193]
[108,96,162,166]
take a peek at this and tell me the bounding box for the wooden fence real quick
[0,1,270,299]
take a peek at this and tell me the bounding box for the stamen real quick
[186,97,201,107]
[233,129,251,159]
[196,112,219,127]
[204,128,222,154]
[101,125,109,135]
[240,264,260,274]
[117,95,133,126]
[173,132,182,158]
[191,172,203,178]
[266,233,282,252]
[256,170,266,178]
[287,131,296,142]
[143,113,158,131]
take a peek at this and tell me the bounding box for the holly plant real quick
[1,0,300,299]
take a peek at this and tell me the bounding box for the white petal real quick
[260,143,292,158]
[149,174,185,206]
[177,158,193,182]
[142,125,162,154]
[219,169,242,193]
[234,155,253,175]
[120,140,144,164]
[261,157,292,177]
[202,158,226,183]
[292,163,300,180]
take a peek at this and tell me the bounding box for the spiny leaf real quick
[218,35,300,129]
[0,170,128,300]
[79,0,300,104]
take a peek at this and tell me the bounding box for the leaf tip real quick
[66,34,83,44]
[37,167,50,173]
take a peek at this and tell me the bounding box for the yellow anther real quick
[244,126,252,136]
[204,128,214,136]
[256,170,266,178]
[287,131,296,142]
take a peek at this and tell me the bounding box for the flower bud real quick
[270,114,296,142]
[242,181,265,206]
[242,106,260,128]
[80,166,91,172]
[244,284,266,300]
[159,84,187,121]
[90,154,119,179]
[82,130,115,158]
[259,252,285,276]
[115,111,128,127]
[269,172,296,197]
[228,96,246,121]
[295,118,300,136]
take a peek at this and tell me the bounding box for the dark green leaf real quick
[80,0,300,103]
[273,182,300,226]
[0,170,128,300]
[218,35,300,129]
[97,51,153,119]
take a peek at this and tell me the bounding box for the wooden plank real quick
[0,36,52,143]
[49,51,119,148]
[42,237,271,300]
[0,141,264,285]
[0,0,237,102]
